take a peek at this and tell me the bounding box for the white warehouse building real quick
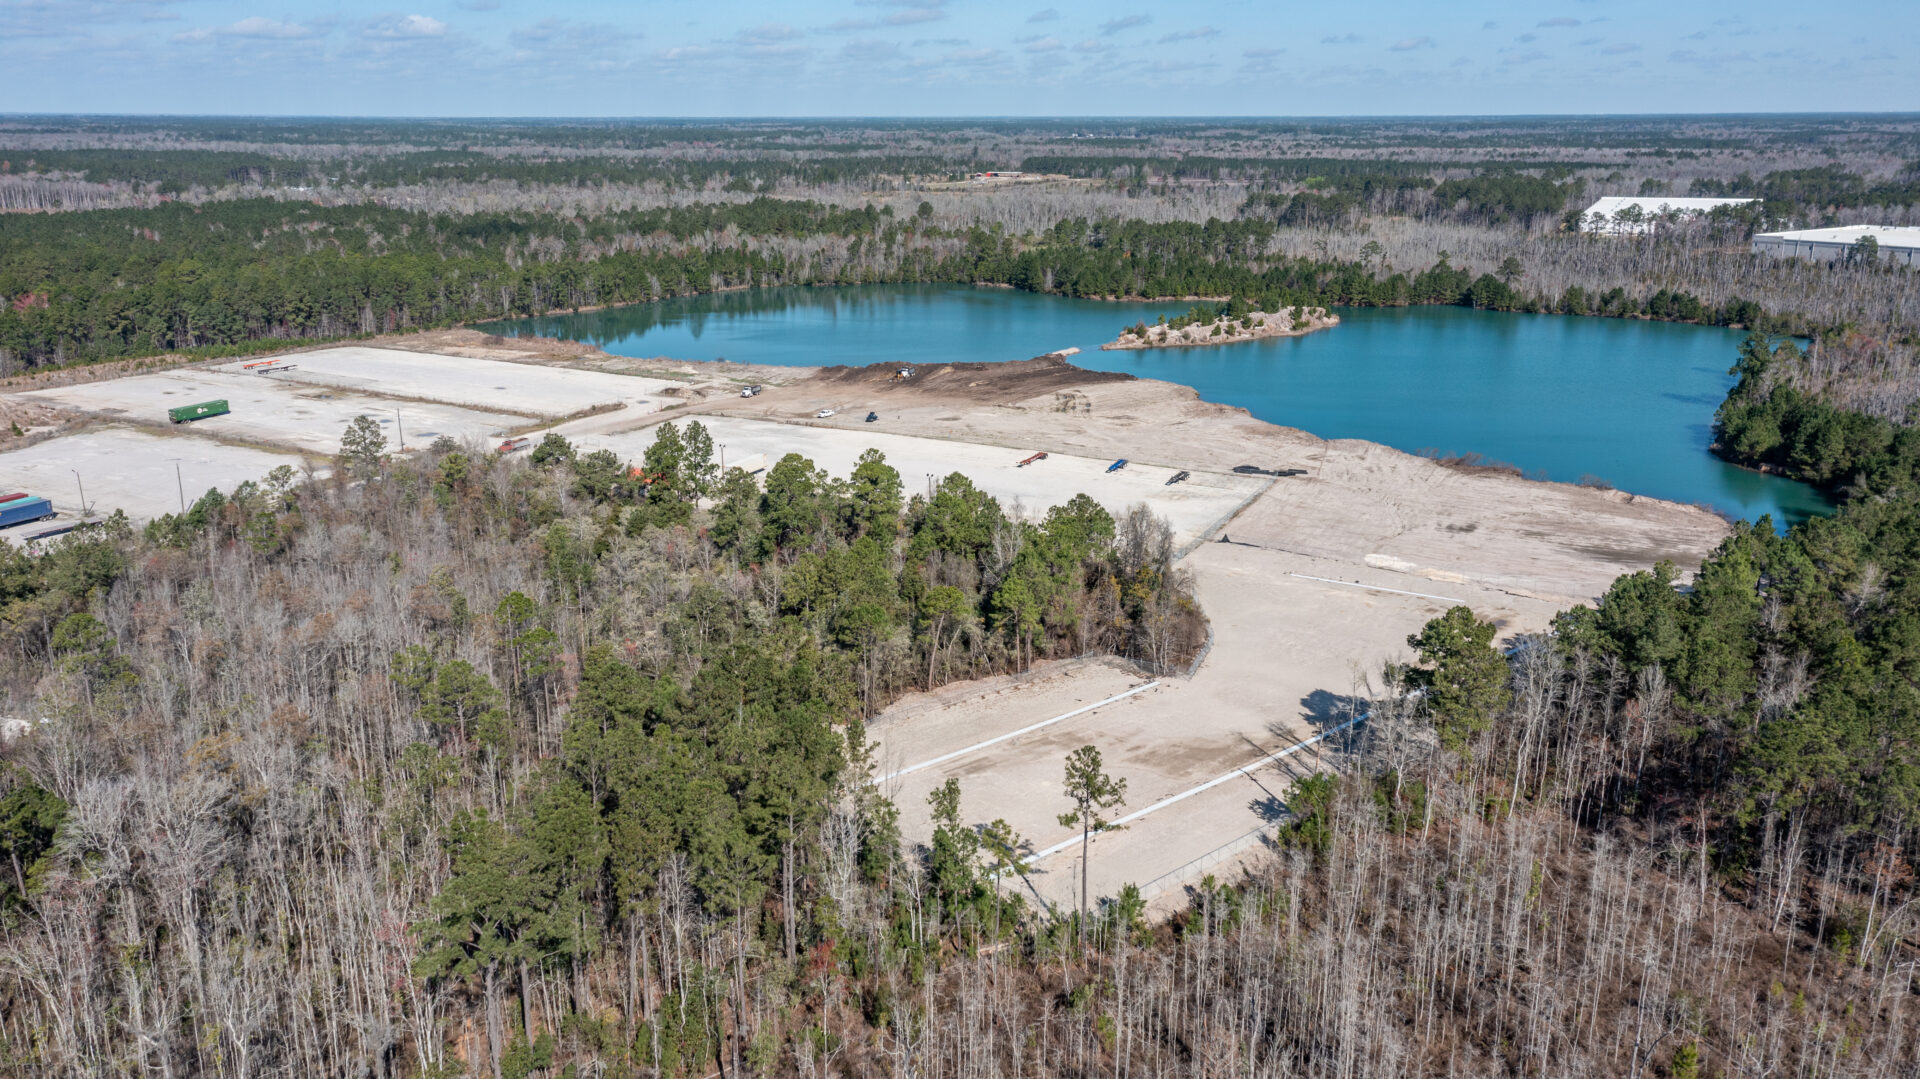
[1752,225,1920,267]
[1579,196,1756,234]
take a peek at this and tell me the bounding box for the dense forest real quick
[3,192,1915,377]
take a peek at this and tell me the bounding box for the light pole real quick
[173,461,185,514]
[393,408,405,453]
[69,469,88,518]
[719,442,726,473]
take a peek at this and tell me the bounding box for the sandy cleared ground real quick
[211,346,685,420]
[577,416,1264,547]
[0,427,307,545]
[4,337,1734,913]
[748,362,1731,603]
[15,370,527,455]
[874,539,1568,912]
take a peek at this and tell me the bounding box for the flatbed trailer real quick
[1017,452,1047,467]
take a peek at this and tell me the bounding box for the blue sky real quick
[2,0,1913,117]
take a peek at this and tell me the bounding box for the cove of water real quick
[478,284,1831,526]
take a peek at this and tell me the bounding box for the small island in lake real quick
[1103,301,1339,350]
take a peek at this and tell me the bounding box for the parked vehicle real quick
[496,436,533,454]
[1107,459,1128,473]
[816,408,836,418]
[168,399,230,424]
[865,411,878,423]
[0,492,29,504]
[1232,464,1308,477]
[0,497,56,529]
[1017,452,1047,467]
[1165,470,1191,486]
[741,385,763,397]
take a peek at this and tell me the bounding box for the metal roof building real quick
[1579,196,1756,233]
[1752,225,1920,267]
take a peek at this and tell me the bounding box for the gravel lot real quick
[16,370,527,455]
[0,426,305,543]
[210,346,684,419]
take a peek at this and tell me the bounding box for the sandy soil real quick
[1102,308,1338,350]
[874,540,1570,912]
[750,360,1730,604]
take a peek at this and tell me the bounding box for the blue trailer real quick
[0,497,55,529]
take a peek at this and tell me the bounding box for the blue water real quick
[478,284,1830,526]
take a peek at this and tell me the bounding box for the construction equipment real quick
[816,408,836,418]
[889,368,914,382]
[241,358,281,370]
[865,411,878,423]
[0,497,55,529]
[1106,459,1128,474]
[741,385,763,398]
[1233,464,1308,477]
[497,436,533,454]
[1165,470,1191,486]
[168,399,230,424]
[1017,452,1047,467]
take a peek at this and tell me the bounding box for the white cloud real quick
[885,8,943,25]
[1100,14,1150,35]
[1027,7,1059,23]
[1601,42,1640,55]
[1320,33,1362,45]
[1389,36,1434,51]
[363,14,448,39]
[1538,17,1581,28]
[174,16,318,42]
[1157,27,1218,44]
[736,22,802,45]
[1023,36,1062,52]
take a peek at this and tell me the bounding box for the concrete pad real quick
[872,540,1565,911]
[16,371,526,455]
[576,416,1266,548]
[0,426,305,539]
[211,346,684,419]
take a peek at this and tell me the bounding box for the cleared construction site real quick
[0,332,1730,906]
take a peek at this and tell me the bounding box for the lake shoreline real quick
[1101,308,1340,350]
[470,284,1830,526]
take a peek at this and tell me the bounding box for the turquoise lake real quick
[479,284,1831,526]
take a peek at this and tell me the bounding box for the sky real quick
[1,0,1914,117]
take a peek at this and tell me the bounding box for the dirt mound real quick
[809,354,1132,405]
